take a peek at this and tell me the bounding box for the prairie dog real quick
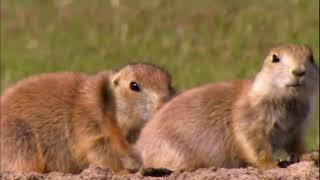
[0,63,174,173]
[136,44,319,170]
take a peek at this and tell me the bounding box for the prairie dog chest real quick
[268,100,310,149]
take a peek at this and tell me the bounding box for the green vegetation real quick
[1,0,319,149]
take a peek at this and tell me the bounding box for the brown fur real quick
[0,63,174,173]
[136,44,319,170]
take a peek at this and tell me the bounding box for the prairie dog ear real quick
[111,72,121,88]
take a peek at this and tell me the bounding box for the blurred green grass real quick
[1,0,319,150]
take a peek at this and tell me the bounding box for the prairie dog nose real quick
[292,66,306,77]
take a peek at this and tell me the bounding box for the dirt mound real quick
[1,161,318,180]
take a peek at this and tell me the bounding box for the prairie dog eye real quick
[272,54,280,63]
[129,81,140,92]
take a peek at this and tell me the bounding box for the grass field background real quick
[1,0,319,150]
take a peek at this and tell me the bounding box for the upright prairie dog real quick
[136,44,319,170]
[0,63,174,173]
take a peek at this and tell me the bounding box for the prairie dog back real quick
[1,72,87,173]
[136,81,248,170]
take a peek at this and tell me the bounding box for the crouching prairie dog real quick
[0,63,174,173]
[136,44,319,171]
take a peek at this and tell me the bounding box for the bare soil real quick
[1,152,319,180]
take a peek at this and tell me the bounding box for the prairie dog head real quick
[111,63,174,139]
[253,44,319,99]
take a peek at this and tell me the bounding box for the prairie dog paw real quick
[121,152,142,173]
[258,161,278,170]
